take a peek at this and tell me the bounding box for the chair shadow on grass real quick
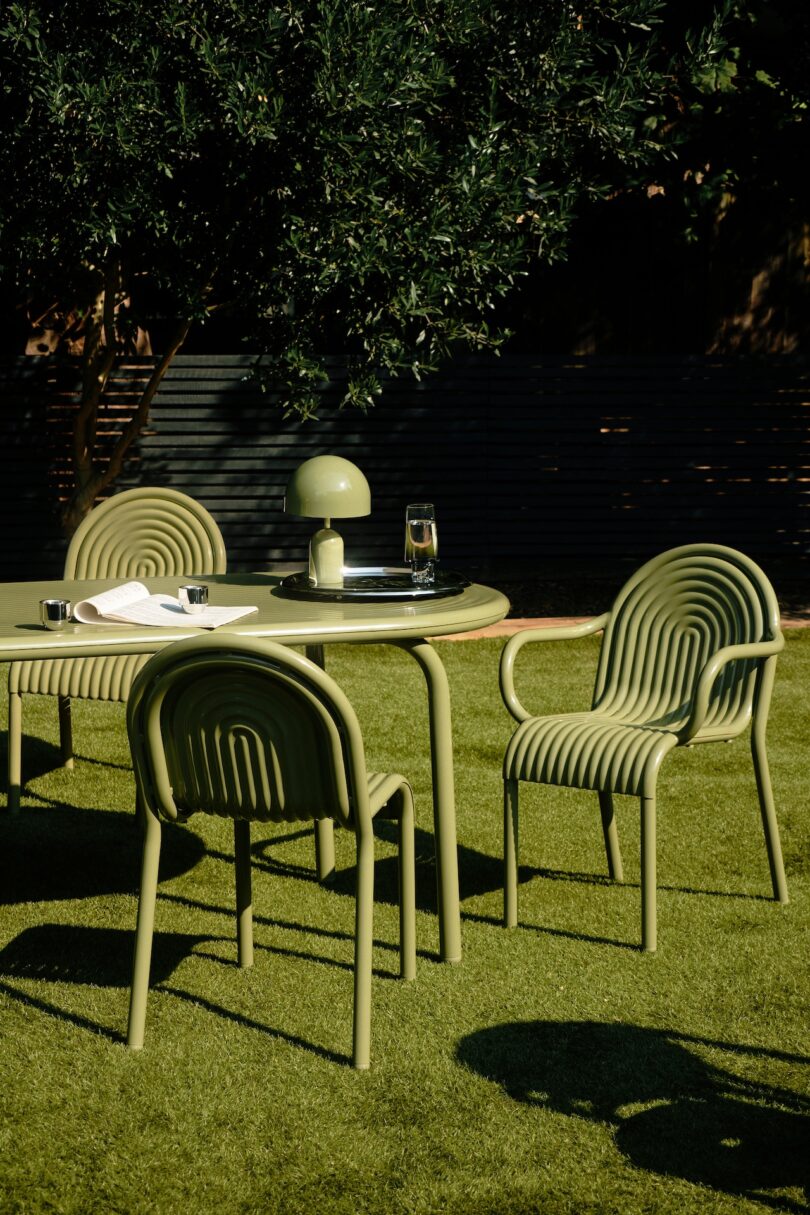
[0,921,374,1066]
[0,803,204,904]
[517,863,777,903]
[0,909,402,1065]
[246,822,775,957]
[462,860,779,952]
[457,1020,810,1213]
[0,806,426,1058]
[158,889,424,973]
[249,819,504,917]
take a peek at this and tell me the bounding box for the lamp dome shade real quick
[284,456,371,519]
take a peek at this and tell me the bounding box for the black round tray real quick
[278,567,470,603]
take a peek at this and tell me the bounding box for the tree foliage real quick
[0,1,728,530]
[639,1,809,239]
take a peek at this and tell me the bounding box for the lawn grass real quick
[0,633,808,1215]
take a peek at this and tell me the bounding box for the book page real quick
[103,596,258,630]
[102,594,188,625]
[72,583,259,629]
[73,581,151,624]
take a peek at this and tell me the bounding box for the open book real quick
[73,582,258,630]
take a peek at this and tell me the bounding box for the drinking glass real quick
[404,503,438,585]
[39,599,72,630]
[179,584,209,614]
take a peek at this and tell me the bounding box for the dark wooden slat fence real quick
[2,353,808,582]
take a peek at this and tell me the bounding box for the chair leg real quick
[751,732,789,905]
[305,644,336,884]
[7,688,22,812]
[640,794,656,952]
[397,788,416,982]
[352,831,375,1070]
[314,818,336,884]
[134,788,146,828]
[598,791,624,882]
[127,809,162,1050]
[504,778,519,928]
[58,695,74,770]
[234,818,254,968]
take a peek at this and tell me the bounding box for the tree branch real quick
[73,274,115,491]
[102,257,121,353]
[95,317,193,494]
[61,317,192,535]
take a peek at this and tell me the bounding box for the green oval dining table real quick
[0,572,510,963]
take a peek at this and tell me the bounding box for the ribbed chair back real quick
[126,635,416,1068]
[128,638,366,831]
[65,486,227,579]
[592,545,781,739]
[6,487,227,811]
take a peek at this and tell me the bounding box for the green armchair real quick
[500,544,788,951]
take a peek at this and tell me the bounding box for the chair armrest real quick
[682,633,785,741]
[499,613,611,724]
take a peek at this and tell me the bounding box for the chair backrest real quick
[64,487,227,579]
[592,544,781,734]
[126,635,371,830]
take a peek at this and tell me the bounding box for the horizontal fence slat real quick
[1,353,809,581]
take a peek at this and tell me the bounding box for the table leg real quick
[305,644,336,883]
[394,639,461,964]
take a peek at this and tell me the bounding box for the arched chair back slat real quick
[593,545,780,737]
[6,487,228,812]
[127,636,370,831]
[65,487,227,579]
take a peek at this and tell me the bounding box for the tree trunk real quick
[60,317,193,537]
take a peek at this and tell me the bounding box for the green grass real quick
[1,634,808,1215]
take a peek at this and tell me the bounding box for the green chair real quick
[499,544,788,952]
[7,487,227,810]
[125,634,416,1069]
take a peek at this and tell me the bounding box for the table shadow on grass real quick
[0,804,204,904]
[0,731,132,787]
[457,1020,810,1213]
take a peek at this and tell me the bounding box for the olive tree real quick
[0,0,726,532]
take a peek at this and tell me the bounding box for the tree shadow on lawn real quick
[457,1020,810,1213]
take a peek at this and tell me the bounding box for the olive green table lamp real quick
[284,455,371,587]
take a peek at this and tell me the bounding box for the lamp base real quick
[309,527,344,587]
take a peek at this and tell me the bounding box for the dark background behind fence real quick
[2,353,808,609]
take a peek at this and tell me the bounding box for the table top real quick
[0,572,510,662]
